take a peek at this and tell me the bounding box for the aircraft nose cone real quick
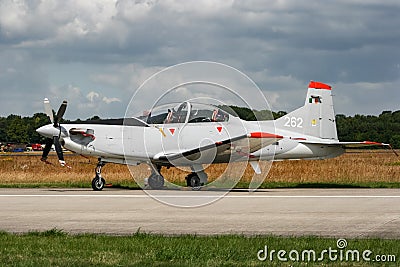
[36,124,59,138]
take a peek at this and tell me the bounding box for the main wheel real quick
[185,173,195,187]
[187,173,201,188]
[92,176,105,191]
[148,174,164,190]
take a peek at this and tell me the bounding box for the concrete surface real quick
[0,188,399,238]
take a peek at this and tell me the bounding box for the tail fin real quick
[275,81,338,140]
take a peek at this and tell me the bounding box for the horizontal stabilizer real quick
[299,140,389,147]
[335,141,389,148]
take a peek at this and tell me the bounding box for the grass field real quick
[0,150,399,188]
[0,230,398,266]
[1,152,399,266]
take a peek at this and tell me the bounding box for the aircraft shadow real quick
[45,183,368,193]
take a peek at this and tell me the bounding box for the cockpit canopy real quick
[141,102,230,125]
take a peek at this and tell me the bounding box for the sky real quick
[0,0,399,120]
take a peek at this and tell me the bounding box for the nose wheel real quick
[92,160,106,191]
[92,176,105,191]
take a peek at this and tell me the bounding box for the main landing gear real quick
[147,164,165,190]
[185,173,202,187]
[92,160,106,191]
[185,167,208,190]
[90,160,207,191]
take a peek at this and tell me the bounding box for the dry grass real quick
[266,150,400,184]
[0,150,399,186]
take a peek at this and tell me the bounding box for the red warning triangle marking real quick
[169,128,175,135]
[217,126,223,133]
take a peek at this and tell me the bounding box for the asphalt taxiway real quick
[0,188,399,238]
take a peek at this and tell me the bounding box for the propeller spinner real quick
[38,98,69,167]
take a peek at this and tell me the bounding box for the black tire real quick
[92,176,105,191]
[148,174,164,190]
[188,174,201,188]
[185,173,195,187]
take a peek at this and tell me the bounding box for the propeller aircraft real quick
[36,81,390,190]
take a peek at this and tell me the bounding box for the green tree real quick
[0,117,6,142]
[5,115,29,143]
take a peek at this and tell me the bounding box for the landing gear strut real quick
[147,164,165,190]
[92,160,106,191]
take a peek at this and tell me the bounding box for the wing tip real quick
[248,132,283,139]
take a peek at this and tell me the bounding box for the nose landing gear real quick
[92,160,106,191]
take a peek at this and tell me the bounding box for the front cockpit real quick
[141,102,230,125]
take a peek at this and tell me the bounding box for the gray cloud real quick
[0,0,399,119]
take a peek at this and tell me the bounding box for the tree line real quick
[0,109,399,148]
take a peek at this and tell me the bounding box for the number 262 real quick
[284,117,303,128]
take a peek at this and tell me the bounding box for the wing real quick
[154,132,283,164]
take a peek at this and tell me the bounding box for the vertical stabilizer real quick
[275,81,338,140]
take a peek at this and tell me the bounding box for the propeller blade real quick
[41,138,53,162]
[53,136,65,166]
[43,98,54,123]
[54,100,67,126]
[387,144,399,157]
